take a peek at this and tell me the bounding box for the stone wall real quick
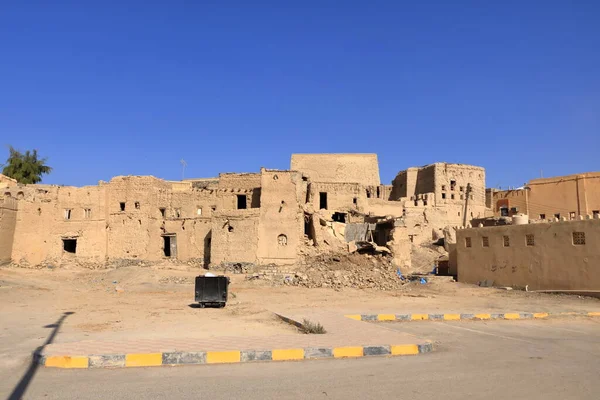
[7,184,107,265]
[291,153,381,186]
[0,197,17,264]
[256,169,304,265]
[210,209,260,264]
[456,217,600,290]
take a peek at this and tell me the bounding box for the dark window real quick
[465,237,472,248]
[526,234,535,246]
[441,185,446,191]
[592,210,599,218]
[119,202,126,211]
[554,213,561,219]
[332,212,346,223]
[63,239,77,254]
[503,236,510,247]
[441,193,446,199]
[569,212,576,220]
[451,194,455,200]
[482,237,489,247]
[572,232,585,245]
[450,180,456,190]
[376,187,380,198]
[163,236,172,257]
[500,208,509,217]
[539,214,546,219]
[366,190,371,199]
[353,197,357,205]
[135,202,140,209]
[510,207,518,213]
[319,192,328,210]
[459,186,464,192]
[159,208,166,217]
[237,194,247,209]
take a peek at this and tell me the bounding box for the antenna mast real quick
[180,159,187,180]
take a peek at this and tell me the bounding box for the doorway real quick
[162,234,177,258]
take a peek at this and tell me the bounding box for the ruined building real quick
[0,154,487,269]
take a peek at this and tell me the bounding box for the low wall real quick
[456,218,600,290]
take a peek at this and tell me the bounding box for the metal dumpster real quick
[195,275,230,308]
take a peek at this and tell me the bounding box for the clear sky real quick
[1,1,598,188]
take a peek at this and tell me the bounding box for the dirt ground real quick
[1,263,599,369]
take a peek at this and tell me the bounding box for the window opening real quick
[526,234,535,246]
[63,238,77,254]
[237,194,247,209]
[572,232,586,245]
[319,192,328,210]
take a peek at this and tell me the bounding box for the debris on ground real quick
[158,276,192,284]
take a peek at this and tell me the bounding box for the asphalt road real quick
[3,318,599,400]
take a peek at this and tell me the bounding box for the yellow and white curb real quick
[40,342,433,369]
[345,311,600,322]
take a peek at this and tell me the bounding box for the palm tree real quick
[2,146,52,184]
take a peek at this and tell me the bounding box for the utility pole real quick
[463,183,471,227]
[524,184,530,216]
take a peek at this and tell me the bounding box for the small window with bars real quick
[503,235,510,247]
[526,234,534,246]
[572,232,586,245]
[482,237,489,247]
[465,237,472,248]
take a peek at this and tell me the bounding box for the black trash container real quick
[195,275,230,308]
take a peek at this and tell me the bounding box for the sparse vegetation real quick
[2,146,52,184]
[301,319,326,334]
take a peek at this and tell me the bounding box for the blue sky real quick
[1,1,598,188]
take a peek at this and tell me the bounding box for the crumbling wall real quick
[256,169,304,265]
[388,225,411,271]
[457,218,600,290]
[0,196,17,264]
[9,184,108,265]
[392,163,486,226]
[307,182,362,215]
[210,209,260,264]
[365,198,403,218]
[0,174,17,189]
[106,176,216,262]
[291,153,381,186]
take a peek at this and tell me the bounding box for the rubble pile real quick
[292,253,408,290]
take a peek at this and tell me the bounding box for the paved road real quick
[3,318,599,400]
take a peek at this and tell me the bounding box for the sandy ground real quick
[1,263,598,370]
